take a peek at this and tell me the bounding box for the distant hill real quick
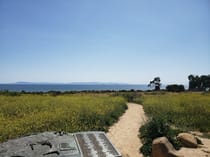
[14,82,130,85]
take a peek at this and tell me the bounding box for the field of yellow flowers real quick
[135,92,210,132]
[0,93,127,142]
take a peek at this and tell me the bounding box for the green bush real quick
[166,84,185,92]
[120,92,142,102]
[139,117,182,156]
[0,90,21,96]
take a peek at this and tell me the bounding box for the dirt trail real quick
[107,103,146,157]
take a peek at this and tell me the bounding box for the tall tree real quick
[148,77,161,91]
[188,74,195,90]
[188,74,210,91]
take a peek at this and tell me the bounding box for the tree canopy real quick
[188,74,210,91]
[148,77,161,91]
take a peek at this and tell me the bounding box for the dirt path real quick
[107,103,146,157]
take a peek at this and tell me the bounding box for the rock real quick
[152,137,184,157]
[196,137,203,145]
[177,133,198,148]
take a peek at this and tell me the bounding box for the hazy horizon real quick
[0,81,187,86]
[1,0,209,85]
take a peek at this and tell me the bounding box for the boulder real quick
[177,133,198,148]
[152,137,184,157]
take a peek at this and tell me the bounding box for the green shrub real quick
[120,92,141,102]
[139,117,182,156]
[166,84,185,92]
[0,90,21,96]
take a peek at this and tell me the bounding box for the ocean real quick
[0,84,151,92]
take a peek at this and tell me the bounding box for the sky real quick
[0,0,209,84]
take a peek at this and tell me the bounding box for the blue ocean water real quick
[0,84,151,92]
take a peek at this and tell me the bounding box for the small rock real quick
[152,137,184,157]
[177,133,198,148]
[196,137,203,145]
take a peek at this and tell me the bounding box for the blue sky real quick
[0,0,209,84]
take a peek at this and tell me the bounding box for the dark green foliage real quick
[166,84,185,92]
[139,117,182,156]
[119,92,142,102]
[188,74,210,91]
[48,91,62,96]
[0,90,21,96]
[148,77,161,91]
[122,92,137,102]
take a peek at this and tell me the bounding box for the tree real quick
[188,74,210,91]
[148,77,161,91]
[200,75,210,91]
[188,75,196,90]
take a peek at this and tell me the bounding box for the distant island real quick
[14,82,131,85]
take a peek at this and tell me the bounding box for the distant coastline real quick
[13,82,131,85]
[0,83,155,92]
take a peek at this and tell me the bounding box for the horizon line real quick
[0,81,188,86]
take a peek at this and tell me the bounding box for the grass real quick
[135,92,210,132]
[0,93,127,142]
